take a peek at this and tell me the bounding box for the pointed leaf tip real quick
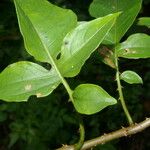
[89,0,142,44]
[116,33,150,59]
[58,12,120,77]
[72,84,117,115]
[120,70,143,84]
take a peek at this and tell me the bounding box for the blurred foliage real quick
[0,0,150,150]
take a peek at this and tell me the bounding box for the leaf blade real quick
[14,0,77,63]
[89,0,142,44]
[116,33,150,59]
[120,70,143,84]
[72,84,117,115]
[138,17,150,28]
[0,61,60,102]
[58,13,120,77]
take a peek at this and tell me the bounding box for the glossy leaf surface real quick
[58,13,119,77]
[89,0,142,44]
[120,70,143,84]
[0,62,60,102]
[116,34,150,59]
[14,0,77,63]
[72,84,117,115]
[0,0,119,102]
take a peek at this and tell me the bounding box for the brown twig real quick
[57,118,150,150]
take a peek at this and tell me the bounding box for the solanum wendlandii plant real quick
[0,0,150,149]
[0,0,120,114]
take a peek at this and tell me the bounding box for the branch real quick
[57,118,150,150]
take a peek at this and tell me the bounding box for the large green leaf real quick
[72,84,117,115]
[0,62,60,102]
[120,70,143,84]
[0,0,119,102]
[0,0,76,102]
[14,0,77,63]
[58,13,120,77]
[14,0,119,78]
[89,0,142,44]
[116,33,150,59]
[138,17,150,28]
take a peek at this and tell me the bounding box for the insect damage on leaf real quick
[24,84,32,91]
[98,45,116,69]
[124,49,137,55]
[36,93,43,98]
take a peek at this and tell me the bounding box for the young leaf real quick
[89,0,142,44]
[0,62,60,102]
[14,0,77,63]
[120,70,143,84]
[116,33,150,59]
[58,13,120,77]
[72,84,117,115]
[138,17,150,28]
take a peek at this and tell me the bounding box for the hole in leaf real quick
[25,84,32,91]
[64,40,69,45]
[56,53,61,60]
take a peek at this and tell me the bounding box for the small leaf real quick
[0,62,60,102]
[138,17,150,28]
[120,70,143,84]
[58,13,120,77]
[116,33,150,59]
[72,84,117,115]
[89,0,142,44]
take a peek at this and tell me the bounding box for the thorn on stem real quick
[123,131,127,136]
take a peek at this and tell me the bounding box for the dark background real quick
[0,0,150,150]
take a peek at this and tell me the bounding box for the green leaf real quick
[89,0,142,44]
[12,0,77,102]
[0,62,60,102]
[120,70,143,84]
[116,33,150,59]
[58,13,120,77]
[138,17,150,28]
[72,84,117,115]
[14,0,77,63]
[1,1,119,102]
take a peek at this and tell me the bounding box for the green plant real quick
[0,0,150,149]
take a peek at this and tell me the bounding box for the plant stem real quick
[114,54,133,125]
[57,118,150,150]
[45,41,85,148]
[51,61,73,101]
[43,43,73,101]
[75,120,85,150]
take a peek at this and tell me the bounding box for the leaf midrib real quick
[15,0,65,86]
[59,17,116,67]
